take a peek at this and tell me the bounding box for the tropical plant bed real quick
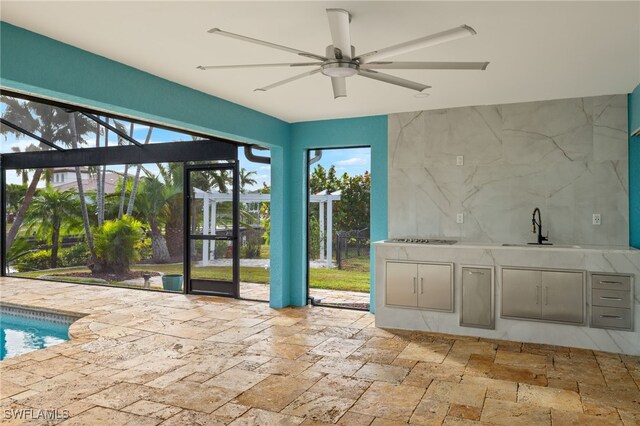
[50,270,161,282]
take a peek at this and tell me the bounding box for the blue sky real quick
[1,118,371,191]
[311,147,371,179]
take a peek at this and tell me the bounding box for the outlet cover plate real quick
[593,214,601,225]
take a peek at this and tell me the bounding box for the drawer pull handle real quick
[600,280,623,285]
[467,271,485,275]
[599,296,623,301]
[544,286,548,306]
[600,315,623,319]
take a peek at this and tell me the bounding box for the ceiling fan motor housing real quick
[321,61,359,78]
[321,44,359,77]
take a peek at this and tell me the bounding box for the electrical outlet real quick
[456,155,464,166]
[456,213,464,224]
[593,214,601,225]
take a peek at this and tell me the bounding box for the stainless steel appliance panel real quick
[541,270,584,324]
[592,288,631,309]
[461,266,494,329]
[591,306,632,330]
[501,268,542,319]
[591,274,631,292]
[417,263,453,311]
[385,262,418,308]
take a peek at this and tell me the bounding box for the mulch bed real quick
[55,271,161,281]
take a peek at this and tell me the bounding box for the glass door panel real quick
[187,165,238,297]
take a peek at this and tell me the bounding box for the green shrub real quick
[7,238,34,266]
[60,242,90,267]
[93,216,144,274]
[136,237,153,262]
[214,240,229,258]
[13,249,51,272]
[240,229,262,259]
[308,216,320,260]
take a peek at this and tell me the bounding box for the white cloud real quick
[335,157,368,166]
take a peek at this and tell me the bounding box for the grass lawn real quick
[14,258,370,292]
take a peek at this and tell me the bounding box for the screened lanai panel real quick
[4,163,185,293]
[0,93,207,155]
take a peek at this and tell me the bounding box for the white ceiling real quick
[1,1,639,123]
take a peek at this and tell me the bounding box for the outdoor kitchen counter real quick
[373,240,640,355]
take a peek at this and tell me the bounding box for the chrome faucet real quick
[531,207,549,245]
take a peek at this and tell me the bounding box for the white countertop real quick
[374,240,640,253]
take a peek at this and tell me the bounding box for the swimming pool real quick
[0,307,74,361]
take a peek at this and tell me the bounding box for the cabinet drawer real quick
[591,274,631,291]
[591,306,632,330]
[592,289,631,308]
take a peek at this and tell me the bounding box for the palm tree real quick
[134,176,180,263]
[23,187,80,268]
[239,168,258,193]
[126,126,154,216]
[10,144,39,185]
[114,120,135,219]
[157,163,184,259]
[1,97,92,251]
[68,112,96,263]
[211,169,231,193]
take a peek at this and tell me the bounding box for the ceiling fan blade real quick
[358,69,430,92]
[208,28,327,61]
[356,25,477,64]
[331,77,347,99]
[255,68,322,92]
[197,62,321,70]
[361,61,489,70]
[326,8,352,59]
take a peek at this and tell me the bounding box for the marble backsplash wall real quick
[388,95,629,246]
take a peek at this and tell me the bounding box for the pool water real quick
[0,313,70,361]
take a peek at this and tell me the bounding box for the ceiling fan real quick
[197,9,489,98]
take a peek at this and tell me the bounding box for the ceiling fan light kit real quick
[198,9,489,99]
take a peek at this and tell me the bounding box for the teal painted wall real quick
[0,21,295,308]
[290,117,388,312]
[0,21,390,311]
[630,84,640,247]
[630,84,640,136]
[0,22,289,146]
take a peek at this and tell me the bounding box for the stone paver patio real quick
[1,277,639,425]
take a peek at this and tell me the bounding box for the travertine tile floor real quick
[0,277,639,425]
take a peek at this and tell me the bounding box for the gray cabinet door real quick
[502,269,541,319]
[542,271,584,323]
[386,262,418,307]
[417,263,453,311]
[461,267,493,328]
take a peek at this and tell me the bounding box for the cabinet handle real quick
[600,280,622,285]
[600,315,623,319]
[420,277,424,294]
[535,286,540,305]
[599,296,623,301]
[413,277,417,294]
[544,286,548,305]
[467,271,485,275]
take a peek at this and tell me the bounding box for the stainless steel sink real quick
[502,243,582,249]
